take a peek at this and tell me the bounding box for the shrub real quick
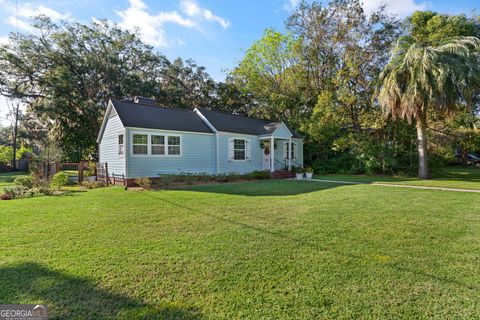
[81,181,106,189]
[2,186,32,199]
[159,175,174,187]
[14,176,33,188]
[215,173,241,182]
[50,172,69,190]
[84,161,96,177]
[32,176,53,195]
[250,170,270,180]
[134,177,152,190]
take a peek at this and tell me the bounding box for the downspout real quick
[216,132,220,174]
[124,128,128,181]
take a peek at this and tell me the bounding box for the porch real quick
[258,134,301,175]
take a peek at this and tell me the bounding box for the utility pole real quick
[12,101,20,169]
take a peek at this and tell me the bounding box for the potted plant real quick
[293,166,304,180]
[305,167,314,179]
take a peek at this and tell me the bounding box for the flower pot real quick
[295,173,304,180]
[305,172,313,179]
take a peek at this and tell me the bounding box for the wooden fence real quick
[96,162,126,186]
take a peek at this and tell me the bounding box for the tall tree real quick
[0,17,218,161]
[378,36,480,178]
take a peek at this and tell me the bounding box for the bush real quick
[215,173,241,182]
[250,170,270,180]
[14,176,33,188]
[81,181,106,189]
[32,176,53,195]
[84,161,96,177]
[159,175,174,187]
[50,172,69,190]
[2,186,32,199]
[134,177,152,190]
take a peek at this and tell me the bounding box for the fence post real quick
[104,163,109,186]
[78,160,86,184]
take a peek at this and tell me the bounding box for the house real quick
[96,97,303,185]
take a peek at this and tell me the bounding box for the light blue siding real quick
[272,124,292,138]
[293,139,304,166]
[126,129,215,178]
[99,115,125,176]
[218,133,263,174]
[100,118,304,177]
[274,139,304,169]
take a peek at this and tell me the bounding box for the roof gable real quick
[97,101,124,143]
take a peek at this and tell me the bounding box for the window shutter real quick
[228,138,234,161]
[284,142,288,159]
[246,139,251,160]
[292,143,296,159]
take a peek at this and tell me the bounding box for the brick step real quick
[272,170,295,179]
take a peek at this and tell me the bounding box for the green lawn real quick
[1,176,479,319]
[314,165,480,190]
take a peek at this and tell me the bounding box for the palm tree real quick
[379,36,480,179]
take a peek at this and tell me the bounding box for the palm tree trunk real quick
[416,114,429,179]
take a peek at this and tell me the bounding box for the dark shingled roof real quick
[109,100,302,138]
[196,108,302,138]
[111,100,213,134]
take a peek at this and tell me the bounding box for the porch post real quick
[288,137,292,171]
[270,136,275,172]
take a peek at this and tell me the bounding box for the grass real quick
[1,173,480,318]
[314,165,480,190]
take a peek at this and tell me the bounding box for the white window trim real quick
[230,137,250,162]
[118,132,125,158]
[150,134,166,156]
[130,131,182,157]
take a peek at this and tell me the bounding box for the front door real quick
[262,147,271,170]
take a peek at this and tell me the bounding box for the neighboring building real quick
[97,97,303,184]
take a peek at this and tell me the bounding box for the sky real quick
[0,0,478,126]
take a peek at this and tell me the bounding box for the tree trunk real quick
[416,114,429,179]
[461,148,468,166]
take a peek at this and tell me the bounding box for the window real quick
[131,133,181,156]
[118,134,124,156]
[233,139,246,160]
[285,142,295,159]
[168,136,181,155]
[132,134,148,155]
[151,135,165,155]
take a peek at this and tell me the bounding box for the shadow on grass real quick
[138,191,479,292]
[173,180,342,197]
[0,262,203,320]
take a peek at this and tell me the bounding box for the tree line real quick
[0,0,479,178]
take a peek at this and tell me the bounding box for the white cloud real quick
[115,0,195,47]
[18,4,70,20]
[180,0,230,28]
[2,2,70,33]
[362,0,429,16]
[116,0,229,47]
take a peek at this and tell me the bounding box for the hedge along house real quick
[97,97,303,185]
